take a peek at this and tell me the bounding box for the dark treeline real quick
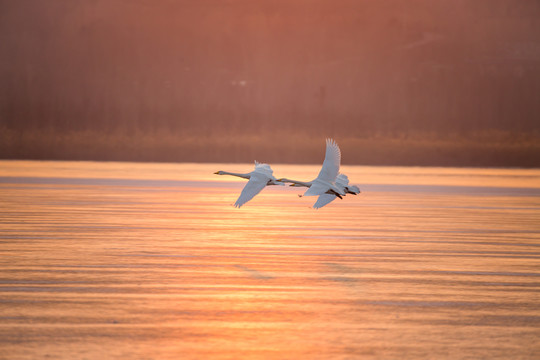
[1,0,540,165]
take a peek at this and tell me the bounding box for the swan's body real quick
[278,139,360,208]
[214,161,283,207]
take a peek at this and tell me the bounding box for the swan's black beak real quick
[214,171,220,174]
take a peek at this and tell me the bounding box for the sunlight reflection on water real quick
[0,161,539,359]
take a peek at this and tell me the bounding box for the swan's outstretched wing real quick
[254,161,274,178]
[313,194,338,209]
[234,172,268,208]
[315,139,341,182]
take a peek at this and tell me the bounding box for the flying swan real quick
[214,161,284,207]
[279,139,360,208]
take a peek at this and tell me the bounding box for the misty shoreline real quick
[1,128,538,167]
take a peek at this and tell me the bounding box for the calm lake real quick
[1,161,539,359]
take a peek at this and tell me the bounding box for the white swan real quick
[279,138,344,197]
[278,139,360,208]
[279,172,360,208]
[214,161,283,208]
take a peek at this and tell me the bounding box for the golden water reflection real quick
[0,161,539,359]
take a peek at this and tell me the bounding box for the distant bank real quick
[1,128,539,168]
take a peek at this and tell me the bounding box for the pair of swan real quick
[214,139,360,209]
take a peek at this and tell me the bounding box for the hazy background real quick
[1,0,539,166]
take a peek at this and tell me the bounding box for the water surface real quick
[1,161,539,359]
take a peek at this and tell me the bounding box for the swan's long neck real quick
[280,178,312,188]
[218,171,250,179]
